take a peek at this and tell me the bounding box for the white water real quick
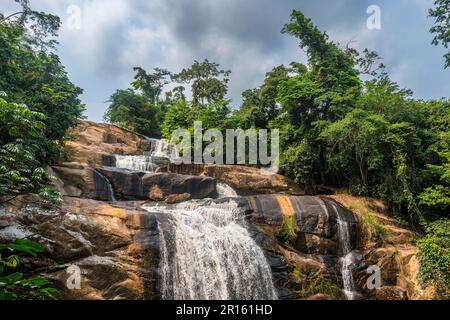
[216,182,238,198]
[143,200,277,300]
[114,155,158,172]
[105,178,116,202]
[148,138,171,158]
[332,204,357,300]
[114,138,171,172]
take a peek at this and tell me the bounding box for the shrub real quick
[277,214,297,246]
[362,213,390,247]
[293,268,344,299]
[417,219,450,299]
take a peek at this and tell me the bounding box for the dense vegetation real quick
[0,0,84,198]
[1,0,84,299]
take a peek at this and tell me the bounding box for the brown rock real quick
[64,120,150,166]
[148,185,165,201]
[163,163,303,196]
[0,196,162,300]
[165,193,191,204]
[98,167,217,201]
[375,286,408,300]
[51,162,115,201]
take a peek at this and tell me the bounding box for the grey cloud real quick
[1,0,448,121]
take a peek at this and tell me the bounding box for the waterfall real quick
[93,170,116,202]
[332,204,357,300]
[114,154,157,172]
[114,138,170,172]
[148,138,171,158]
[216,182,238,198]
[143,200,277,300]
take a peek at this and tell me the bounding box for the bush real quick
[277,214,298,246]
[293,268,344,299]
[417,219,450,299]
[362,213,391,247]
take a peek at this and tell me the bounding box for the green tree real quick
[0,96,60,204]
[131,67,171,104]
[0,18,84,163]
[320,109,388,193]
[104,89,160,136]
[173,59,231,108]
[429,0,450,68]
[161,100,193,139]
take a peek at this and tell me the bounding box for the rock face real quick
[97,167,217,201]
[0,196,161,300]
[50,162,115,201]
[65,120,151,166]
[248,195,357,256]
[329,195,434,300]
[243,196,348,300]
[159,163,303,196]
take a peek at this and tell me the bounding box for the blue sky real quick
[2,0,449,121]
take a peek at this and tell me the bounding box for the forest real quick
[0,0,449,301]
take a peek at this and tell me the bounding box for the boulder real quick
[0,196,162,300]
[354,245,435,300]
[165,193,191,204]
[98,167,217,201]
[375,286,408,300]
[159,163,303,196]
[51,162,114,201]
[64,120,151,166]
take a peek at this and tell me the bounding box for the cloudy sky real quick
[2,0,449,121]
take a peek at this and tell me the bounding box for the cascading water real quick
[216,182,238,198]
[114,138,171,172]
[93,170,116,202]
[148,138,171,158]
[143,200,277,300]
[114,154,157,172]
[332,204,357,300]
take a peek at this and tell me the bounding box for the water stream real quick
[143,200,277,300]
[332,204,358,300]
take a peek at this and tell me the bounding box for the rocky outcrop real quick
[65,120,151,166]
[242,196,348,300]
[50,162,114,201]
[247,195,357,256]
[158,163,303,196]
[328,195,434,300]
[98,167,217,201]
[0,196,161,300]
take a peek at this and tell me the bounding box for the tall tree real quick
[173,59,231,108]
[429,0,450,68]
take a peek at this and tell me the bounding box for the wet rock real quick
[64,120,151,166]
[160,163,303,196]
[246,195,357,256]
[0,196,163,300]
[98,166,217,201]
[165,193,191,204]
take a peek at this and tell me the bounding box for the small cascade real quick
[332,204,358,300]
[148,138,171,158]
[143,200,277,300]
[93,170,116,202]
[216,182,238,198]
[114,138,171,172]
[114,154,157,172]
